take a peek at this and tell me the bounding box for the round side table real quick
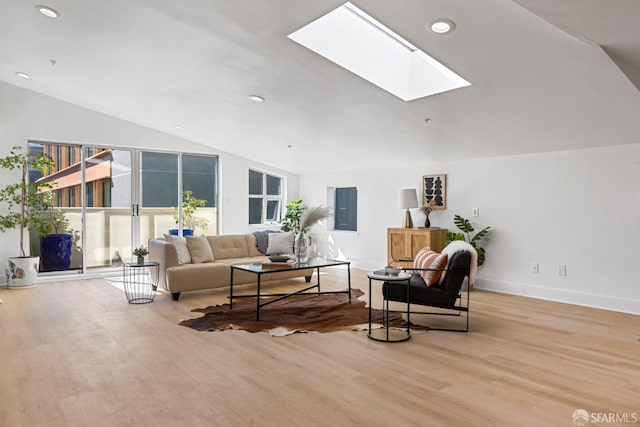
[367,271,412,342]
[123,262,159,304]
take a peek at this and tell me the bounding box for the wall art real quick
[422,174,446,210]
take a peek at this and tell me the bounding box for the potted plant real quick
[132,245,149,264]
[171,190,209,236]
[30,191,73,272]
[0,146,56,288]
[280,199,304,234]
[280,200,331,263]
[446,214,491,266]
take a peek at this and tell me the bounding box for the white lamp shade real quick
[398,188,418,209]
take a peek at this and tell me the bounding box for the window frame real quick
[248,168,284,225]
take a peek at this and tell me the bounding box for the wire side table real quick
[123,262,159,304]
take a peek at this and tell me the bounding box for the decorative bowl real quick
[385,266,402,276]
[268,255,291,262]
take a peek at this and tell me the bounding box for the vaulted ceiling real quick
[2,0,640,174]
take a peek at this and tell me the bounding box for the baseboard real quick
[476,278,640,316]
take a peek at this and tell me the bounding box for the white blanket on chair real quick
[439,241,478,285]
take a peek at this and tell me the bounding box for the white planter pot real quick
[6,256,40,289]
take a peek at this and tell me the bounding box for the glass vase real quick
[295,232,310,264]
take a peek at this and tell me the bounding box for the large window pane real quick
[85,147,132,268]
[266,175,281,196]
[183,155,217,206]
[181,154,217,235]
[28,142,85,273]
[249,170,263,195]
[141,152,178,207]
[249,198,263,224]
[140,152,217,239]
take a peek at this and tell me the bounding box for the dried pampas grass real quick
[299,206,331,232]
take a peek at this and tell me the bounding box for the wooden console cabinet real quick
[387,228,448,268]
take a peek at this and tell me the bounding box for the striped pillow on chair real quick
[414,248,449,287]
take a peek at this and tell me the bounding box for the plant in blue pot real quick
[170,190,209,236]
[31,192,73,272]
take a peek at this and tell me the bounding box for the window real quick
[249,169,283,224]
[334,187,357,231]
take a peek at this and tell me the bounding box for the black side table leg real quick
[256,275,262,321]
[229,268,234,309]
[368,278,372,337]
[347,264,352,302]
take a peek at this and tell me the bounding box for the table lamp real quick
[398,188,418,228]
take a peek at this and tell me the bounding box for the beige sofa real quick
[148,233,312,300]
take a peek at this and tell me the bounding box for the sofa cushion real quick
[414,248,448,286]
[163,234,191,264]
[208,235,250,259]
[186,235,214,263]
[266,232,294,255]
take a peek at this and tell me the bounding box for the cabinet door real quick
[428,229,447,253]
[387,229,409,264]
[408,231,430,258]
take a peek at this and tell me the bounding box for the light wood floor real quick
[1,268,639,427]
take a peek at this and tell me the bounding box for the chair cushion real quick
[414,248,449,286]
[186,235,214,263]
[383,274,454,308]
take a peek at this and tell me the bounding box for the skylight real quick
[287,2,470,101]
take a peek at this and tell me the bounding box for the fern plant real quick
[446,214,491,266]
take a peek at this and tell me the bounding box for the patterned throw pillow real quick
[413,248,449,287]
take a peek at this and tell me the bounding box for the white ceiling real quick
[2,0,640,174]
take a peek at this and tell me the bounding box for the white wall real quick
[3,81,639,315]
[300,144,640,315]
[0,81,299,281]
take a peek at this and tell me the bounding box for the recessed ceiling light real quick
[174,125,185,131]
[15,72,31,79]
[429,19,455,34]
[36,5,60,18]
[248,95,265,103]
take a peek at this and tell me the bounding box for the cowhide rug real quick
[179,288,428,336]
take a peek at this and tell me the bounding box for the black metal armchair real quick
[382,250,472,332]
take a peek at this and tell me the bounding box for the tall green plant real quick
[173,190,209,231]
[446,214,491,266]
[0,146,56,257]
[30,191,71,238]
[280,199,304,233]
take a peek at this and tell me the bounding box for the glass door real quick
[84,147,133,269]
[28,142,84,274]
[139,151,179,241]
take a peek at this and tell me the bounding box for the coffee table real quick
[230,258,351,320]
